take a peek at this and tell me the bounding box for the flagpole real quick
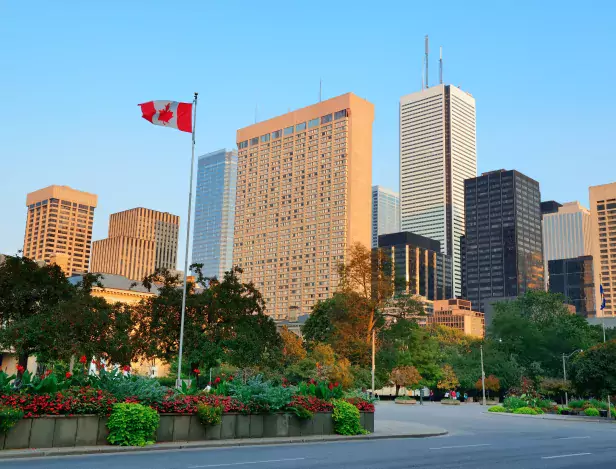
[176,92,198,389]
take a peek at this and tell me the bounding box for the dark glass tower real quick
[463,170,544,312]
[548,256,595,316]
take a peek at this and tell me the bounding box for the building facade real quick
[23,185,97,275]
[90,208,179,281]
[548,256,595,316]
[542,202,592,262]
[376,231,453,301]
[463,170,543,312]
[400,84,477,297]
[371,185,400,248]
[192,149,238,279]
[233,93,374,320]
[428,299,485,338]
[590,182,616,316]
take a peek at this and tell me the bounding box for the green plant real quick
[568,400,588,409]
[342,389,377,403]
[0,406,24,433]
[557,407,571,415]
[197,403,222,426]
[395,396,416,401]
[584,407,600,417]
[229,375,294,413]
[288,405,314,420]
[488,405,506,413]
[0,372,15,394]
[332,400,367,435]
[535,399,552,410]
[503,396,527,411]
[589,399,608,410]
[513,406,538,415]
[107,403,159,446]
[95,369,171,404]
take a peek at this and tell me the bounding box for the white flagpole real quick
[176,92,198,388]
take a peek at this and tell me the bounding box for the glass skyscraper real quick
[371,186,400,248]
[192,149,237,279]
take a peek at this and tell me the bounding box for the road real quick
[2,403,616,468]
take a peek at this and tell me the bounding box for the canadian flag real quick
[139,100,192,133]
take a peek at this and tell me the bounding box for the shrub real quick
[95,369,170,405]
[229,375,294,413]
[343,397,375,412]
[395,396,416,401]
[197,403,222,426]
[535,399,553,410]
[513,407,538,415]
[589,399,608,410]
[107,403,160,446]
[288,405,314,420]
[0,407,24,433]
[487,405,506,413]
[568,400,587,409]
[584,407,600,417]
[332,400,367,435]
[504,396,527,411]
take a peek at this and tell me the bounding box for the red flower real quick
[79,355,87,364]
[227,376,234,382]
[214,377,221,385]
[334,382,339,387]
[122,365,130,373]
[193,368,200,375]
[65,372,72,379]
[328,383,334,391]
[16,365,25,374]
[44,369,52,377]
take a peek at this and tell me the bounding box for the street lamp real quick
[562,349,582,407]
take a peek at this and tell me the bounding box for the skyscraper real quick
[400,84,477,297]
[234,93,374,320]
[192,149,238,279]
[590,182,616,316]
[90,208,179,281]
[463,170,543,312]
[23,185,97,275]
[371,185,400,248]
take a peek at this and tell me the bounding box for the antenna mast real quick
[439,46,443,84]
[319,78,322,102]
[424,35,429,88]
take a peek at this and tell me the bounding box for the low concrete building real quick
[427,299,485,338]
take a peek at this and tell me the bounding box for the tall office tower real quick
[91,208,179,281]
[23,185,97,275]
[192,149,238,279]
[590,182,616,316]
[400,84,477,297]
[463,170,544,312]
[376,231,453,301]
[234,93,374,320]
[371,185,400,248]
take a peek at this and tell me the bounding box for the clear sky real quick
[1,1,615,269]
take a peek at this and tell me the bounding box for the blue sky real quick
[1,1,615,269]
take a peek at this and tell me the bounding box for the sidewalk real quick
[484,411,616,424]
[0,421,447,460]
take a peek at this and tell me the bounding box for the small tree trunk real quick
[69,355,75,373]
[395,385,400,396]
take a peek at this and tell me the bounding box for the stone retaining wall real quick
[0,412,375,450]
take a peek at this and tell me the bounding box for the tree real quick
[389,366,422,396]
[475,375,500,398]
[539,377,571,403]
[437,364,459,391]
[302,300,333,344]
[571,341,616,399]
[280,326,306,366]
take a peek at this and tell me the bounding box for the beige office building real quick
[23,185,97,275]
[428,299,485,338]
[234,93,374,320]
[91,208,179,281]
[590,182,616,316]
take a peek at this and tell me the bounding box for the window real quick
[261,133,270,143]
[250,137,259,146]
[321,114,332,124]
[239,140,248,149]
[308,118,320,128]
[334,109,347,120]
[284,126,294,136]
[295,122,306,132]
[272,129,282,139]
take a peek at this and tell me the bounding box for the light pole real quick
[480,344,486,406]
[562,349,582,406]
[371,328,376,398]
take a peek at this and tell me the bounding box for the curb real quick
[484,412,616,424]
[0,431,448,460]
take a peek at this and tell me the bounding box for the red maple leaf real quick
[157,103,174,124]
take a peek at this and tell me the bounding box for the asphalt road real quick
[3,403,616,468]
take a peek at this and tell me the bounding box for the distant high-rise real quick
[590,182,616,316]
[90,208,179,281]
[23,185,97,275]
[542,202,592,262]
[192,149,238,279]
[233,93,374,320]
[541,200,562,216]
[371,185,400,248]
[400,84,477,297]
[463,170,543,312]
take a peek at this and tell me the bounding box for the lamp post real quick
[480,344,486,406]
[562,349,582,407]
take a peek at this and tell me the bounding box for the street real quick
[2,403,616,468]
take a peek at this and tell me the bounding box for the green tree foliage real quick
[489,290,596,380]
[437,364,459,391]
[571,340,616,398]
[131,266,282,373]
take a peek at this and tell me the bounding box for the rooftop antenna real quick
[254,104,258,124]
[319,78,322,102]
[439,46,443,84]
[424,35,429,88]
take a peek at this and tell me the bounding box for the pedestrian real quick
[464,392,468,402]
[419,388,424,405]
[430,390,434,402]
[445,391,450,399]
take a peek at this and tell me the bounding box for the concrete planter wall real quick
[440,399,461,405]
[394,399,417,405]
[1,412,374,450]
